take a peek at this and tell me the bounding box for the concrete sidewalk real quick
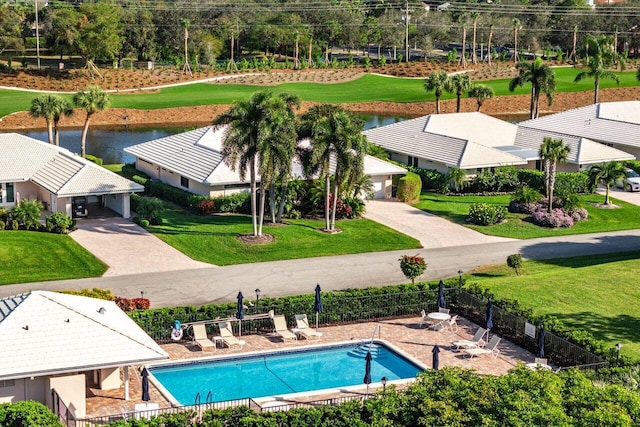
[365,199,515,248]
[70,217,213,276]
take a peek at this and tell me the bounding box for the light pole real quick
[35,0,41,70]
[381,376,387,394]
[458,270,463,286]
[140,291,144,299]
[255,288,261,312]
[616,343,623,361]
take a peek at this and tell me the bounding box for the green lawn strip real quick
[103,163,124,173]
[0,231,107,285]
[1,68,638,117]
[413,192,640,239]
[467,251,640,359]
[147,203,421,265]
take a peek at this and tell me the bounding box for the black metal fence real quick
[52,389,75,427]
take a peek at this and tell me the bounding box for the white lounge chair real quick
[419,310,431,328]
[217,321,245,349]
[464,335,501,358]
[192,324,215,351]
[447,315,459,332]
[294,314,322,340]
[451,327,487,351]
[273,315,297,342]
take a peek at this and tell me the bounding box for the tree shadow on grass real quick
[547,311,640,349]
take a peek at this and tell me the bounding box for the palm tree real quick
[447,167,468,193]
[471,11,479,65]
[446,73,471,113]
[512,18,520,63]
[30,94,61,145]
[468,84,494,112]
[213,91,299,237]
[487,24,494,65]
[52,98,73,147]
[509,58,556,119]
[574,34,625,104]
[424,71,449,114]
[539,137,570,213]
[588,161,627,205]
[73,86,110,158]
[299,104,368,232]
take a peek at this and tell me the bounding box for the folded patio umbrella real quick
[536,327,546,358]
[141,367,150,402]
[363,351,372,396]
[437,280,446,309]
[432,344,440,370]
[237,291,244,336]
[486,300,494,332]
[314,284,323,330]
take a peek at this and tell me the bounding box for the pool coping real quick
[145,339,429,407]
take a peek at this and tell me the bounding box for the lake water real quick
[19,114,407,164]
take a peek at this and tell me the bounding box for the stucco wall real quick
[47,374,86,419]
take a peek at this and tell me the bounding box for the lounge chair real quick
[451,327,486,351]
[464,335,501,358]
[272,315,297,342]
[419,310,431,328]
[294,314,322,340]
[192,324,215,351]
[217,321,245,349]
[447,315,459,332]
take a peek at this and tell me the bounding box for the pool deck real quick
[84,316,536,419]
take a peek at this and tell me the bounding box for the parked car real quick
[616,168,640,192]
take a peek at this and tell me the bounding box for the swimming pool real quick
[149,341,424,404]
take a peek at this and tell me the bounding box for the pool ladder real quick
[194,391,214,406]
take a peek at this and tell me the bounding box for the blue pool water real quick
[150,343,423,404]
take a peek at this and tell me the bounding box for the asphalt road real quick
[2,229,639,307]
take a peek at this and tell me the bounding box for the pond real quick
[20,114,407,164]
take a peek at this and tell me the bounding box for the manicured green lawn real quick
[0,68,638,117]
[413,192,640,239]
[147,203,421,265]
[0,231,107,285]
[466,251,640,359]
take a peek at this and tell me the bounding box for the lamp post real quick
[255,288,261,312]
[616,343,623,361]
[140,291,144,299]
[458,270,463,286]
[381,376,387,394]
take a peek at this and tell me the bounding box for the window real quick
[180,176,189,189]
[407,156,419,168]
[0,379,15,388]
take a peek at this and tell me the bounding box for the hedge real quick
[396,172,422,202]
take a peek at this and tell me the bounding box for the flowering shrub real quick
[570,208,588,222]
[132,298,151,310]
[508,201,540,214]
[197,199,216,215]
[399,254,427,284]
[468,203,507,225]
[113,297,151,311]
[532,208,574,228]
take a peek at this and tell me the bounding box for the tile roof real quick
[126,126,406,185]
[0,134,143,196]
[0,291,168,381]
[363,113,526,169]
[518,101,640,148]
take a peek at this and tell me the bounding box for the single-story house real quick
[125,126,407,200]
[363,111,634,174]
[518,101,640,160]
[0,133,143,218]
[0,291,168,419]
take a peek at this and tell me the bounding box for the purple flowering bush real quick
[531,207,588,228]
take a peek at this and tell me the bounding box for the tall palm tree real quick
[446,73,471,113]
[487,24,494,65]
[30,94,61,145]
[471,11,479,65]
[213,91,299,237]
[52,97,73,147]
[588,161,627,205]
[73,86,110,158]
[509,58,556,119]
[574,34,625,104]
[468,84,494,112]
[539,137,570,213]
[424,71,449,114]
[512,18,520,63]
[299,104,368,232]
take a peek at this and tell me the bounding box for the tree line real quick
[2,0,640,69]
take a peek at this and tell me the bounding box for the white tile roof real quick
[0,133,143,196]
[519,101,640,149]
[125,126,406,185]
[0,291,168,381]
[363,113,526,169]
[515,128,634,165]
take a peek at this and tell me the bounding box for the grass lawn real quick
[0,68,638,117]
[0,231,107,285]
[413,192,640,239]
[147,203,421,265]
[466,251,640,359]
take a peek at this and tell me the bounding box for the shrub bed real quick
[468,203,506,225]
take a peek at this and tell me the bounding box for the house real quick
[125,126,407,200]
[0,133,143,218]
[0,291,168,419]
[363,111,634,175]
[518,101,640,160]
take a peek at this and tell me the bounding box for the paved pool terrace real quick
[85,316,535,419]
